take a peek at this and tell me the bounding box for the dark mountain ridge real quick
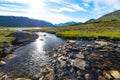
[0,16,53,27]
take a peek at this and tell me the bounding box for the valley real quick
[0,9,120,80]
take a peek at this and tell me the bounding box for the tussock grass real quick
[55,21,120,40]
[0,30,16,51]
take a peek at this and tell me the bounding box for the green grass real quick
[55,21,120,40]
[57,30,120,40]
[0,30,16,51]
[0,36,15,43]
[23,27,54,32]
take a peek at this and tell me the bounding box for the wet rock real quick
[85,73,91,80]
[102,61,112,68]
[5,54,16,59]
[0,61,6,66]
[58,56,68,62]
[76,52,84,59]
[115,47,120,52]
[86,44,94,48]
[41,67,54,80]
[53,53,57,58]
[34,73,42,79]
[109,70,120,79]
[102,71,112,79]
[57,56,68,67]
[15,78,31,80]
[67,40,76,43]
[94,44,102,49]
[88,53,100,60]
[39,76,44,80]
[4,44,13,54]
[71,59,86,70]
[98,76,107,80]
[60,61,67,67]
[51,60,57,63]
[76,70,81,76]
[0,72,4,77]
[95,41,110,46]
[68,52,75,59]
[39,63,47,67]
[57,54,62,57]
[2,75,12,80]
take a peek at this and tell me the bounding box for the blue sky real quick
[0,0,120,24]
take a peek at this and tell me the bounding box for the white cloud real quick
[50,0,63,3]
[51,3,87,12]
[83,3,89,7]
[68,4,87,12]
[51,7,75,12]
[83,0,120,14]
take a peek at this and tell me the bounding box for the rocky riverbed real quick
[0,37,120,80]
[48,40,120,80]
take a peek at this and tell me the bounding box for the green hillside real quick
[97,10,120,21]
[54,21,120,40]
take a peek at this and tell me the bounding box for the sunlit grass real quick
[0,30,16,51]
[57,30,120,40]
[55,21,120,40]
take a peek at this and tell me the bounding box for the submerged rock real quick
[0,61,6,66]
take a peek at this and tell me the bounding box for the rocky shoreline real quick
[47,40,120,80]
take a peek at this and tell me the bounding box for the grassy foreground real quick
[54,21,120,40]
[0,30,16,51]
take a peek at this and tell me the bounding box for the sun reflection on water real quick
[30,32,48,62]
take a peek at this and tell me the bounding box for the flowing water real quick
[0,32,65,78]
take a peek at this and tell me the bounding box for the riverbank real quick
[48,40,120,80]
[0,30,38,64]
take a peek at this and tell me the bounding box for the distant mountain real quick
[55,21,81,27]
[97,10,120,21]
[85,19,96,23]
[0,16,53,27]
